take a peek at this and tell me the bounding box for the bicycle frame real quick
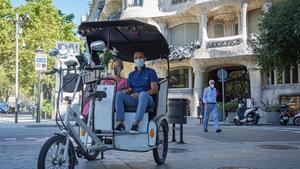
[58,69,113,162]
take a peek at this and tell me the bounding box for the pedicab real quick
[37,19,170,169]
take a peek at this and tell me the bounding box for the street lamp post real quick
[15,13,19,123]
[14,13,29,123]
[36,48,43,123]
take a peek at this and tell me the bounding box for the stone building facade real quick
[84,0,300,118]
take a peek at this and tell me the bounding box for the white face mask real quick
[134,59,144,68]
[210,84,214,88]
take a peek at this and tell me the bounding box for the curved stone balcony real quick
[121,2,162,19]
[194,35,252,59]
[205,35,243,48]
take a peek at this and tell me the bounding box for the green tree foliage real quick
[42,99,53,118]
[0,0,16,101]
[0,0,14,64]
[0,0,79,101]
[251,0,300,69]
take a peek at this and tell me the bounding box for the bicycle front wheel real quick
[37,135,76,169]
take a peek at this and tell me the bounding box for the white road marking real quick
[4,138,17,141]
[25,137,37,140]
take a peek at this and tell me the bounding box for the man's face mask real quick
[210,84,214,88]
[134,59,144,68]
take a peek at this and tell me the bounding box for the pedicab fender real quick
[54,130,69,137]
[154,115,169,132]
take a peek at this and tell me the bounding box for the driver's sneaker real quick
[115,124,126,132]
[129,124,139,134]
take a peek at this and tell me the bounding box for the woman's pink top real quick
[82,78,127,117]
[103,78,127,92]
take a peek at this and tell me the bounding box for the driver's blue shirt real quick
[128,66,159,93]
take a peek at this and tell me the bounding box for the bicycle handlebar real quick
[44,68,58,75]
[84,65,105,71]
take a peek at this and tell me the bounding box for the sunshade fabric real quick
[78,20,170,62]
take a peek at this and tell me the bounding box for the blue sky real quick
[11,0,89,26]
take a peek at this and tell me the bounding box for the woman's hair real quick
[110,58,124,70]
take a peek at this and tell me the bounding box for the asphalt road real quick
[0,121,300,169]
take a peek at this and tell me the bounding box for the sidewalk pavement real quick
[76,117,300,169]
[0,112,291,129]
[0,113,56,128]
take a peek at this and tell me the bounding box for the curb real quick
[25,124,58,128]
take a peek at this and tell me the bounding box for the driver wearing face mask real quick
[115,51,159,134]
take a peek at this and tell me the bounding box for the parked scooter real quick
[293,111,300,126]
[234,102,260,126]
[279,104,290,125]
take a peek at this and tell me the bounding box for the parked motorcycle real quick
[279,104,290,125]
[293,111,300,126]
[234,102,260,126]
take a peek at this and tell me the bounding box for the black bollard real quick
[178,113,185,144]
[101,152,105,159]
[171,123,176,142]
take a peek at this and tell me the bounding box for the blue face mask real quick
[134,59,144,68]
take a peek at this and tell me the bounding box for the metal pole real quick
[179,114,184,144]
[15,13,19,123]
[222,68,225,124]
[33,83,36,119]
[171,123,176,142]
[37,72,41,123]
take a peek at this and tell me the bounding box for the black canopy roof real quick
[78,20,170,62]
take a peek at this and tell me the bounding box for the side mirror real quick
[48,48,59,56]
[90,40,106,52]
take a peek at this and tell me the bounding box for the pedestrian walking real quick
[202,79,222,133]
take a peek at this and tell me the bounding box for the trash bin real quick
[167,99,188,124]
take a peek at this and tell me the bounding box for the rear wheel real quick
[279,116,288,125]
[234,118,243,126]
[37,135,76,169]
[247,113,258,125]
[293,117,300,126]
[153,120,168,165]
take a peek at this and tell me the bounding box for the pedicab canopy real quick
[78,20,170,63]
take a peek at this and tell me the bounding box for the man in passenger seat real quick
[115,51,159,134]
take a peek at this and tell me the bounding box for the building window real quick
[267,64,299,86]
[214,23,225,38]
[170,68,189,88]
[292,64,299,84]
[169,23,199,47]
[172,0,188,5]
[276,66,284,84]
[127,0,143,7]
[284,65,291,84]
[233,23,239,35]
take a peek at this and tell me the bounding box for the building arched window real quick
[214,23,225,38]
[172,0,188,5]
[233,23,239,35]
[170,68,190,88]
[126,0,143,7]
[169,23,199,47]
